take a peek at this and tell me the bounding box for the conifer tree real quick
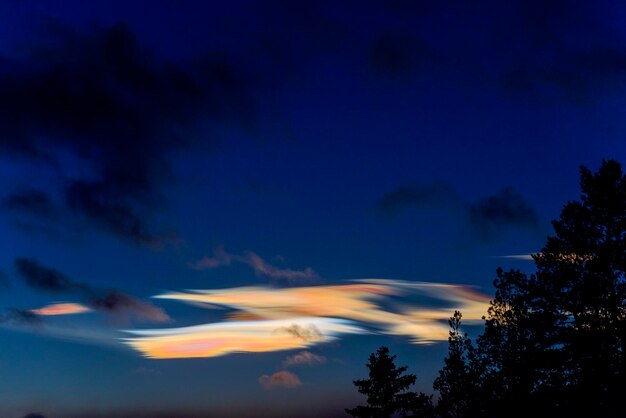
[346,346,433,418]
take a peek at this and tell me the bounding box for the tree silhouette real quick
[531,159,626,415]
[434,311,480,418]
[346,346,434,418]
[433,159,626,417]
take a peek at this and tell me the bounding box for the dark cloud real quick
[279,324,323,341]
[22,414,46,418]
[468,187,539,228]
[370,0,626,100]
[0,308,43,325]
[3,189,59,220]
[15,258,76,293]
[0,23,257,246]
[377,183,539,239]
[376,182,458,216]
[87,290,169,322]
[14,258,169,323]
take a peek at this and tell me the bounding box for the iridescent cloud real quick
[124,317,362,359]
[30,302,91,316]
[124,279,490,359]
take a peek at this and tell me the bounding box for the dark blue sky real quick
[0,1,625,417]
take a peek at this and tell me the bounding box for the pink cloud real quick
[30,302,91,316]
[243,252,318,283]
[283,351,327,367]
[188,245,232,270]
[189,246,319,284]
[258,370,302,389]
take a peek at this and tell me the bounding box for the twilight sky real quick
[1,1,625,417]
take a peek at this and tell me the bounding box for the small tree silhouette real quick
[434,311,480,418]
[346,346,433,417]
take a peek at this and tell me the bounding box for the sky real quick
[0,1,625,417]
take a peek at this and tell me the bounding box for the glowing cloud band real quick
[124,317,362,359]
[30,302,92,316]
[124,279,490,359]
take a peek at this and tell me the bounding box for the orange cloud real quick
[124,279,490,359]
[30,302,91,316]
[124,317,362,359]
[258,370,302,389]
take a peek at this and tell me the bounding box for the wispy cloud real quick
[493,254,535,261]
[258,370,302,390]
[283,351,326,367]
[124,279,489,358]
[15,258,169,323]
[189,246,319,284]
[188,245,232,269]
[30,302,91,316]
[242,251,319,283]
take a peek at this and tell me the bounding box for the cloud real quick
[468,187,539,228]
[15,258,169,323]
[278,324,323,342]
[124,280,489,358]
[372,0,626,101]
[376,182,458,216]
[87,290,170,323]
[2,188,59,220]
[283,351,327,367]
[23,414,46,418]
[188,245,233,269]
[243,252,319,283]
[258,370,302,390]
[190,247,319,284]
[124,317,360,359]
[0,308,42,325]
[0,23,258,246]
[30,302,91,316]
[377,183,539,239]
[493,254,535,261]
[15,258,77,293]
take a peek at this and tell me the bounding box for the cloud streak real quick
[15,258,169,323]
[30,302,91,316]
[283,351,326,367]
[190,246,319,284]
[124,279,489,359]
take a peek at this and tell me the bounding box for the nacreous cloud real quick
[31,302,91,316]
[124,279,489,359]
[124,317,361,359]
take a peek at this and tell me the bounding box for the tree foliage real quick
[431,159,626,417]
[433,311,480,418]
[349,160,626,417]
[346,346,434,418]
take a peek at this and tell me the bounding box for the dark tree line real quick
[348,160,626,417]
